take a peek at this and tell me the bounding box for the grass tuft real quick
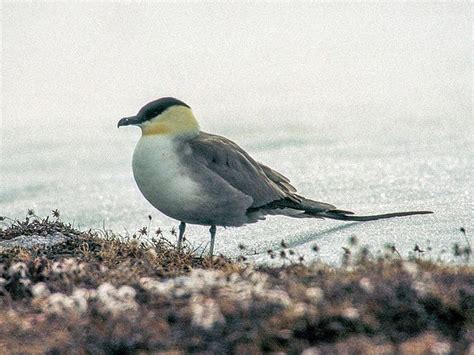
[0,212,472,354]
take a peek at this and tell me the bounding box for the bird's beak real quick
[118,116,141,128]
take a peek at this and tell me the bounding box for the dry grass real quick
[0,213,472,354]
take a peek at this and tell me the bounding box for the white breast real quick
[132,135,201,220]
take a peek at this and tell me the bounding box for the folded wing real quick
[187,132,340,214]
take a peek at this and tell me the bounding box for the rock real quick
[0,232,68,250]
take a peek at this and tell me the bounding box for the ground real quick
[0,213,472,354]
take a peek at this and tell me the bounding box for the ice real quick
[2,3,472,264]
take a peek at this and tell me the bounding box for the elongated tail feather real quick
[312,210,433,221]
[248,197,433,221]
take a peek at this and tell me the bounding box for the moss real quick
[0,214,472,354]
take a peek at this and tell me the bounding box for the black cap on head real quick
[118,97,190,127]
[138,97,190,121]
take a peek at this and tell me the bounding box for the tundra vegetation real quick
[0,211,472,354]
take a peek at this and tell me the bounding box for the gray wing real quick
[260,162,338,212]
[187,132,301,208]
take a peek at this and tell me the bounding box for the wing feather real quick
[187,132,298,208]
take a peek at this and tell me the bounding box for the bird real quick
[118,97,433,256]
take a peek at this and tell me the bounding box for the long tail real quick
[313,210,433,221]
[251,197,433,221]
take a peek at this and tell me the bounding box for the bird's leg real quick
[209,225,217,257]
[177,222,186,250]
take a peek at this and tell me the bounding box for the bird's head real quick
[118,97,199,136]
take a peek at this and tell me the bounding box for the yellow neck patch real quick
[141,106,200,136]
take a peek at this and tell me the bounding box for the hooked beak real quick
[117,116,141,128]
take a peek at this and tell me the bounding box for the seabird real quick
[118,97,432,256]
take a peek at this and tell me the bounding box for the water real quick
[2,3,472,264]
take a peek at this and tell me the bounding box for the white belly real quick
[132,136,201,220]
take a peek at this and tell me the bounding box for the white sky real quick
[2,2,472,133]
